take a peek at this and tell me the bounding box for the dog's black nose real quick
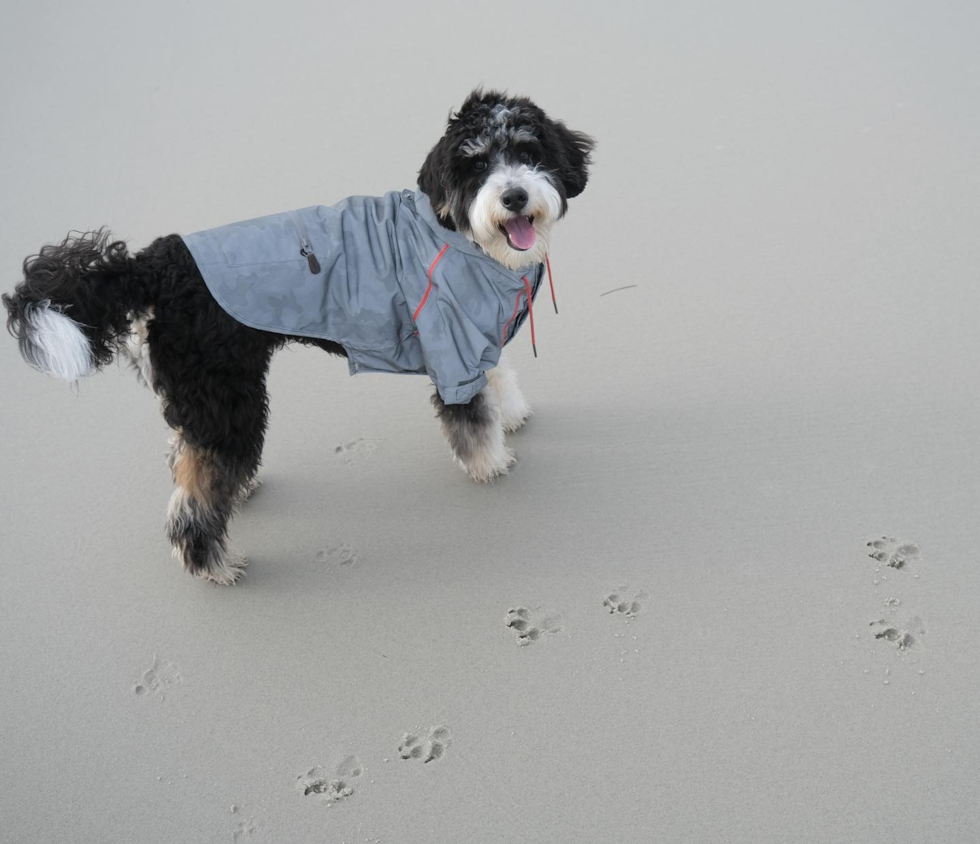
[501,187,529,211]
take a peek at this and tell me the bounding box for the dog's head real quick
[418,89,595,270]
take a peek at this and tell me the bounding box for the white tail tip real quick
[22,302,95,381]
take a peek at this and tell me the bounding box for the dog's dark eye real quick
[517,150,532,164]
[473,160,488,172]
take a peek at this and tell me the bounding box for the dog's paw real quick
[172,542,247,585]
[236,476,261,503]
[202,548,248,586]
[500,401,532,433]
[462,446,516,483]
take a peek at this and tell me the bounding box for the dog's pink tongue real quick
[504,216,536,250]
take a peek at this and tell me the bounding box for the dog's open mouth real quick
[500,215,536,251]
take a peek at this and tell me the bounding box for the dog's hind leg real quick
[432,387,515,483]
[161,365,270,583]
[151,299,274,583]
[165,434,253,584]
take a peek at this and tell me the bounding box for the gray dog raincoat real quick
[181,189,555,404]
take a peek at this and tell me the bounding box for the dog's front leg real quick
[486,352,531,433]
[431,387,515,483]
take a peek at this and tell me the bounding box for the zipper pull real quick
[300,241,321,274]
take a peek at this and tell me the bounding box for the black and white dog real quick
[3,89,594,584]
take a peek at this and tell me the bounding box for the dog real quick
[3,89,594,585]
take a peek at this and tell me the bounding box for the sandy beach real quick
[2,1,979,842]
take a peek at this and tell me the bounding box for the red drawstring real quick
[519,257,557,357]
[524,276,536,358]
[546,254,557,314]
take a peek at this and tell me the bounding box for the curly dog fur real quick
[3,89,593,584]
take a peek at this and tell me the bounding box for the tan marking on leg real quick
[171,438,216,505]
[165,434,246,585]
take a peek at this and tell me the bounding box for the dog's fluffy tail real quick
[3,228,152,381]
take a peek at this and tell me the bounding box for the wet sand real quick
[2,2,979,842]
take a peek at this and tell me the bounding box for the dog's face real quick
[419,90,595,270]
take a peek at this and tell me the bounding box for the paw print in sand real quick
[232,814,258,843]
[870,616,925,651]
[133,656,182,699]
[398,726,452,763]
[504,606,564,646]
[867,537,920,569]
[296,755,363,806]
[315,543,358,569]
[334,438,380,466]
[603,588,647,618]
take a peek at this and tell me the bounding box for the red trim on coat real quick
[412,243,450,323]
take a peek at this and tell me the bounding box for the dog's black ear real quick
[418,134,453,217]
[552,122,595,199]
